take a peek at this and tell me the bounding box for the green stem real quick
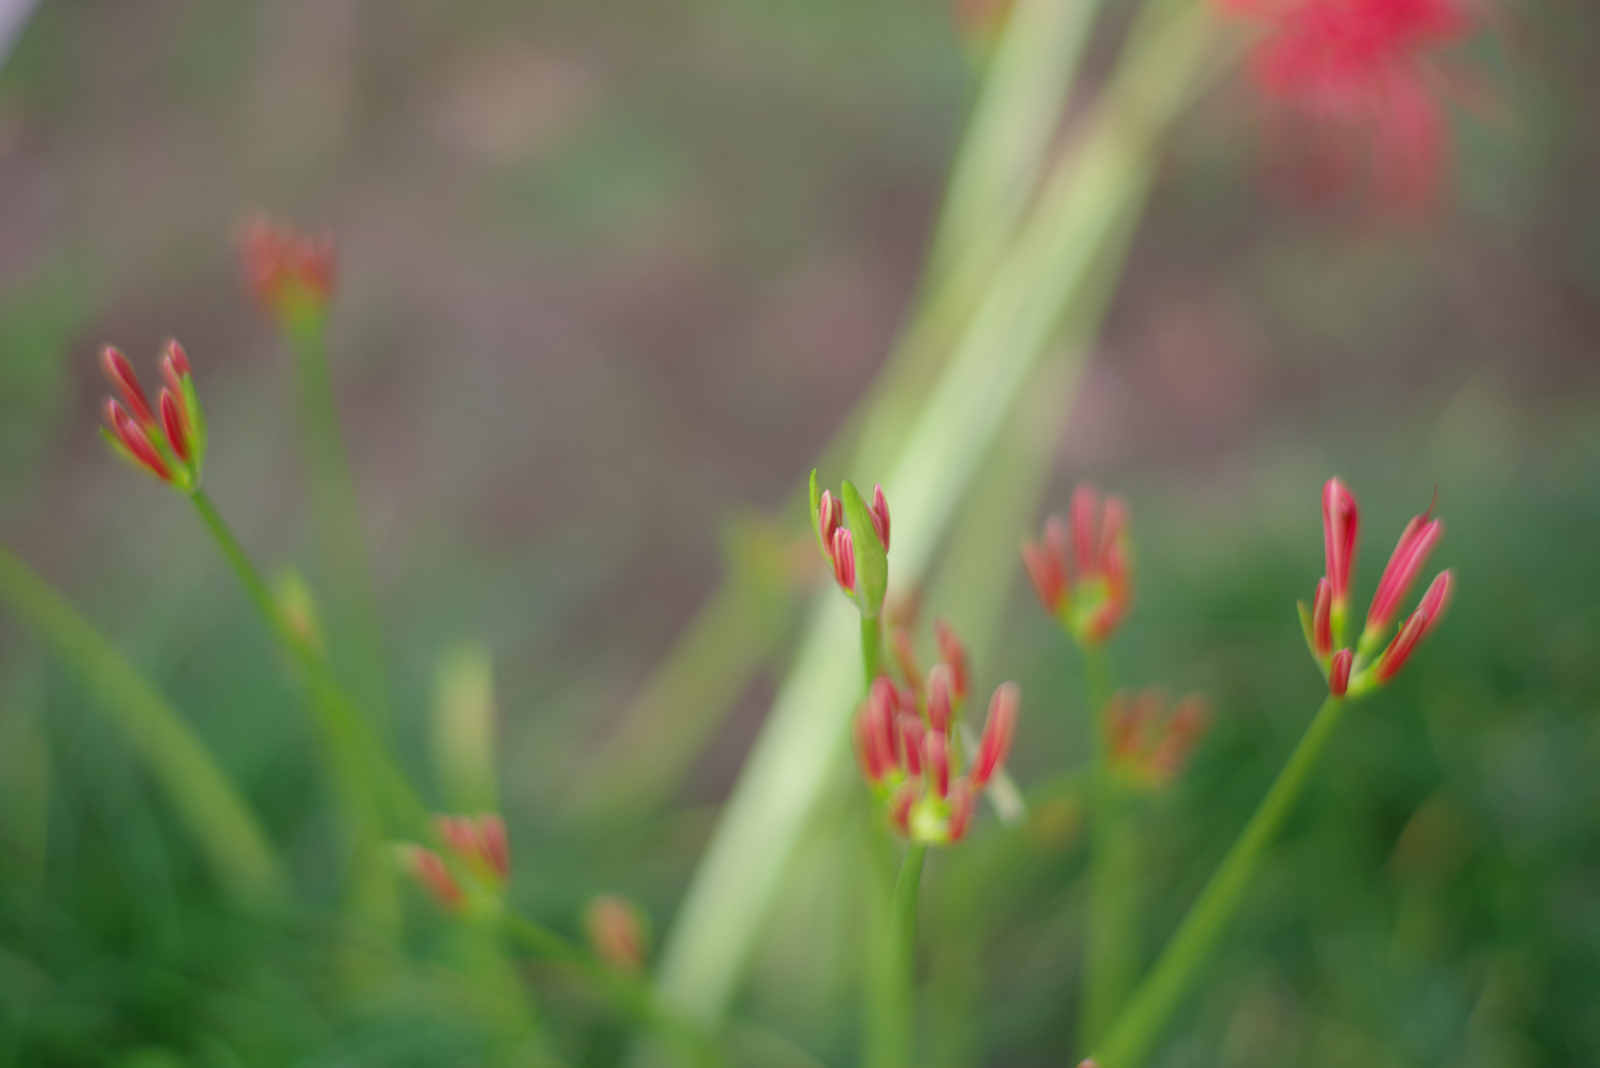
[1089,696,1348,1068]
[286,321,394,731]
[503,912,726,1068]
[1081,642,1136,1046]
[862,614,883,686]
[189,488,424,835]
[869,843,928,1068]
[0,541,283,908]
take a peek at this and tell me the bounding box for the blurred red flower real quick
[1221,0,1473,213]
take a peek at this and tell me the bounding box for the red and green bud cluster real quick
[1022,483,1132,645]
[100,341,208,492]
[1299,478,1453,697]
[398,812,511,913]
[854,620,1018,845]
[237,212,337,331]
[810,470,891,618]
[584,894,650,975]
[1105,689,1211,791]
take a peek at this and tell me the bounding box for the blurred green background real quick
[1,0,1598,1065]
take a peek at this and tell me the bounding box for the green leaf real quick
[842,480,888,617]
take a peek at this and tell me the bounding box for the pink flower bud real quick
[1367,513,1444,633]
[106,399,173,483]
[870,483,891,552]
[159,389,190,463]
[477,813,510,880]
[868,677,902,772]
[1329,648,1353,697]
[969,682,1019,790]
[1322,478,1359,604]
[899,714,926,777]
[164,338,190,379]
[1312,577,1333,658]
[102,346,156,428]
[934,620,969,703]
[831,527,856,595]
[399,845,463,910]
[1022,537,1067,614]
[888,783,916,836]
[946,781,974,842]
[924,729,949,799]
[1100,496,1129,572]
[1070,484,1101,579]
[818,490,842,554]
[925,663,953,735]
[237,212,337,324]
[584,894,649,974]
[1375,570,1452,683]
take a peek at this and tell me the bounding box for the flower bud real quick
[924,729,949,800]
[1367,512,1444,634]
[946,781,974,842]
[899,714,926,777]
[925,663,953,736]
[102,346,156,428]
[105,399,173,483]
[1375,570,1453,683]
[1312,577,1333,658]
[1329,648,1353,697]
[398,844,463,911]
[831,527,856,595]
[584,894,649,974]
[237,212,337,328]
[870,483,891,552]
[934,620,969,704]
[969,682,1019,790]
[1322,477,1359,605]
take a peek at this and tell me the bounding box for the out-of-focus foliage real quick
[1,0,1597,1065]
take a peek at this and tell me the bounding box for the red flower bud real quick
[1022,536,1067,614]
[159,389,190,463]
[870,483,891,552]
[934,620,969,703]
[106,399,173,483]
[1368,513,1444,633]
[477,812,510,880]
[1070,484,1100,579]
[584,894,649,974]
[399,845,463,910]
[925,663,953,735]
[1329,648,1353,697]
[237,212,337,325]
[1322,477,1359,604]
[969,682,1019,790]
[899,714,926,777]
[924,729,949,800]
[888,783,917,836]
[946,780,974,842]
[102,346,156,428]
[1375,570,1452,683]
[1312,577,1333,658]
[818,490,842,553]
[831,527,856,595]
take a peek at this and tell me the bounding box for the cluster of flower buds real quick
[854,620,1018,844]
[584,894,650,975]
[100,341,208,492]
[1104,689,1211,791]
[237,212,338,331]
[1022,484,1132,644]
[397,812,510,913]
[1299,478,1453,698]
[810,471,891,617]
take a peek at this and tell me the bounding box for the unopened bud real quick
[925,663,953,735]
[934,620,969,703]
[969,682,1019,790]
[869,483,891,552]
[831,527,856,595]
[584,894,649,974]
[398,844,463,911]
[1329,648,1353,697]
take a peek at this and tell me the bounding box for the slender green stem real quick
[862,614,883,686]
[869,842,928,1068]
[503,912,726,1068]
[189,488,424,835]
[0,541,283,907]
[1081,642,1137,1046]
[1089,696,1348,1068]
[286,321,394,731]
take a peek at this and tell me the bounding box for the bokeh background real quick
[1,0,1598,1065]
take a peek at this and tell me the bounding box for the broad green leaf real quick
[841,480,888,617]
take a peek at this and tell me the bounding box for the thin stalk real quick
[285,321,394,731]
[862,614,883,686]
[1089,696,1348,1068]
[1081,643,1137,1046]
[0,541,283,908]
[502,913,727,1068]
[189,488,424,835]
[868,843,928,1068]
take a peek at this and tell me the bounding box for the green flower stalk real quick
[1086,478,1455,1068]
